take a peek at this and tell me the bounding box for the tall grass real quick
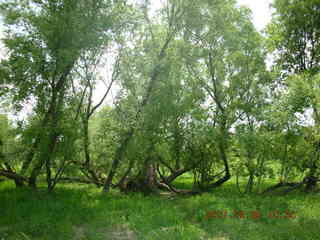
[0,179,319,240]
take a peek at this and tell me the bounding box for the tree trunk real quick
[208,139,231,189]
[124,161,158,195]
[28,131,59,188]
[0,170,27,187]
[103,129,134,192]
[164,167,191,183]
[82,117,101,186]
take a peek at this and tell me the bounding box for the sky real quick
[237,0,273,31]
[0,0,274,116]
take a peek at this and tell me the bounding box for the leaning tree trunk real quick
[103,130,134,192]
[207,127,231,190]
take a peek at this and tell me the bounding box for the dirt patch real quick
[101,224,136,240]
[72,223,136,240]
[72,225,87,240]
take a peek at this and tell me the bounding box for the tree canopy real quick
[0,0,319,194]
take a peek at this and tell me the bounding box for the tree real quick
[0,0,127,190]
[182,0,268,189]
[267,0,320,75]
[267,0,320,191]
[102,0,187,193]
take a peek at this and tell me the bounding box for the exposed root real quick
[262,177,319,195]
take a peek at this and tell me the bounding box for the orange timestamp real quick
[204,209,297,220]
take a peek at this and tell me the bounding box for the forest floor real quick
[0,177,319,240]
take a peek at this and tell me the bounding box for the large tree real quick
[182,0,268,189]
[0,0,127,190]
[102,0,188,193]
[267,0,320,191]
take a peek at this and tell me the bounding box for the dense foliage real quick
[0,0,319,194]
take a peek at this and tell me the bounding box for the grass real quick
[0,178,319,240]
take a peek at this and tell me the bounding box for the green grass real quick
[0,179,319,240]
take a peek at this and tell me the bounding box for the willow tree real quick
[0,0,126,190]
[182,0,268,189]
[267,0,320,190]
[102,0,189,193]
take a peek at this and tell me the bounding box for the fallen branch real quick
[156,165,200,195]
[0,169,28,186]
[262,182,303,195]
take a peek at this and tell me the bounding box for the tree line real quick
[0,0,319,194]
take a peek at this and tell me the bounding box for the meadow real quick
[1,178,319,240]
